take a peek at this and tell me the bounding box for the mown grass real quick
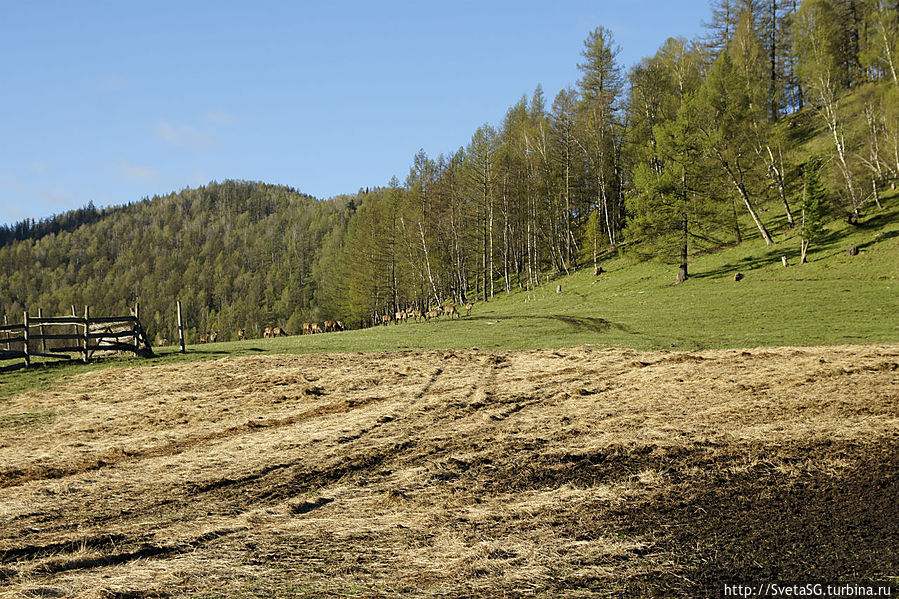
[2,191,896,400]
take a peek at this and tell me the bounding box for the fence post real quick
[3,314,8,351]
[38,308,47,353]
[133,301,140,353]
[71,305,77,346]
[177,301,186,354]
[23,311,30,367]
[82,305,90,363]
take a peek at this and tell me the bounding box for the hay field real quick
[1,344,897,597]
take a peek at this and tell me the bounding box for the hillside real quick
[196,190,898,356]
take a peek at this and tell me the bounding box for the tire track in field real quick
[0,393,388,489]
[167,365,452,508]
[2,526,247,581]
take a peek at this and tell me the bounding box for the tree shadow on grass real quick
[855,229,899,252]
[691,247,799,279]
[184,348,243,357]
[691,226,855,280]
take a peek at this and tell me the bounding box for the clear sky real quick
[0,1,711,226]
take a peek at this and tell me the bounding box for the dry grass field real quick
[1,344,897,597]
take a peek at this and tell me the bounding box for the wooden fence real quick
[0,306,154,373]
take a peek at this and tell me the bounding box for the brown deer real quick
[425,309,440,321]
[302,322,311,335]
[310,322,323,334]
[200,333,209,343]
[443,304,459,319]
[272,327,288,337]
[263,327,273,338]
[335,320,345,331]
[411,309,423,322]
[209,331,218,343]
[237,328,246,341]
[464,302,474,316]
[324,320,337,332]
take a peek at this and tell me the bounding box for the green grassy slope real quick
[243,190,897,353]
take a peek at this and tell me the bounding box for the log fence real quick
[0,306,154,373]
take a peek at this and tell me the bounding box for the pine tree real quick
[799,158,828,263]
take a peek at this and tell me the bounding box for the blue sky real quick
[0,1,710,226]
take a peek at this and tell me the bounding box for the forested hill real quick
[0,181,352,341]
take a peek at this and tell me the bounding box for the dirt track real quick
[1,344,897,597]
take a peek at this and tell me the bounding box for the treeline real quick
[1,0,896,340]
[0,202,114,248]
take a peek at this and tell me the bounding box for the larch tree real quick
[576,26,625,252]
[550,87,580,272]
[626,37,716,283]
[464,125,498,301]
[692,47,775,245]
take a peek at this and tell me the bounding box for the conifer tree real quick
[692,50,775,245]
[576,26,625,250]
[799,157,828,263]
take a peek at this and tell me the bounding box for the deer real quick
[443,304,459,319]
[272,327,288,337]
[464,302,474,316]
[237,328,246,341]
[263,327,273,338]
[335,320,345,331]
[209,331,218,343]
[200,333,209,343]
[310,322,323,334]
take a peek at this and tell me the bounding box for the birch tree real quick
[794,0,863,218]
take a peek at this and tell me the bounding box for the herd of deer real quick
[301,320,345,335]
[381,301,474,325]
[184,302,474,345]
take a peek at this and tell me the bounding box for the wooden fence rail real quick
[0,307,153,373]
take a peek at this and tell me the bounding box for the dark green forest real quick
[2,0,897,342]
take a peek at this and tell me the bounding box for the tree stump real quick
[734,272,744,282]
[846,246,859,257]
